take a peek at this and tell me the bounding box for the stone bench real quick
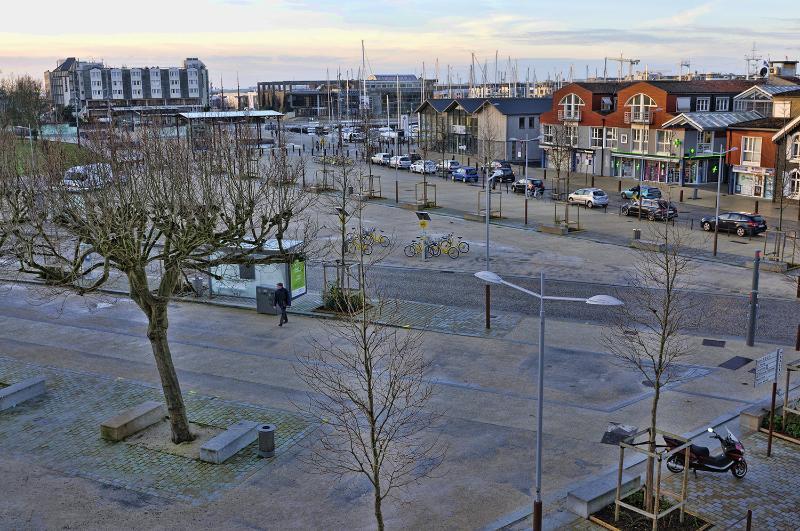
[567,471,641,518]
[200,420,259,464]
[739,401,773,432]
[538,224,569,235]
[0,376,46,412]
[630,239,667,252]
[100,401,166,442]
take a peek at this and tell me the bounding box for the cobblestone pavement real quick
[0,356,312,503]
[201,290,522,338]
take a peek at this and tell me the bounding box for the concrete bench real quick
[100,401,166,442]
[0,376,46,412]
[200,420,259,464]
[739,402,772,433]
[567,471,641,518]
[538,224,569,235]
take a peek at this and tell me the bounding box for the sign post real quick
[416,211,431,261]
[754,348,784,457]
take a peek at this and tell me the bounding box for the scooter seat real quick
[690,444,710,457]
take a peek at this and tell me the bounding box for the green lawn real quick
[11,138,94,172]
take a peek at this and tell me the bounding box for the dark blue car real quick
[452,167,479,183]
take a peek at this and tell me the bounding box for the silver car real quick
[389,155,412,169]
[411,160,437,174]
[568,187,608,208]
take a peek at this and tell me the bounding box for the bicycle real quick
[347,238,373,255]
[430,238,459,259]
[404,238,439,258]
[439,233,469,254]
[364,227,391,248]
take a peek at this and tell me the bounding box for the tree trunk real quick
[645,384,661,513]
[129,269,194,444]
[148,303,194,443]
[373,480,385,531]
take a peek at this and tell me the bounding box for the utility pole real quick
[746,251,761,346]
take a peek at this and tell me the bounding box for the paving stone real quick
[0,356,313,502]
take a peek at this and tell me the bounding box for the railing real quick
[697,143,713,154]
[557,109,581,122]
[624,110,653,124]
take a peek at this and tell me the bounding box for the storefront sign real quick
[451,124,466,135]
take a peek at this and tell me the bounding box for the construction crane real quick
[604,53,640,81]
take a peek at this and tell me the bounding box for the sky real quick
[1,0,799,87]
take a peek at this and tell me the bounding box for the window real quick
[543,124,554,144]
[657,130,674,153]
[591,127,603,148]
[625,93,656,123]
[605,127,618,148]
[715,97,729,112]
[791,170,800,199]
[774,101,791,118]
[519,117,526,129]
[792,135,800,160]
[566,125,578,147]
[632,128,649,152]
[696,97,710,112]
[741,136,762,165]
[239,264,255,280]
[558,93,585,120]
[676,97,691,112]
[601,97,612,111]
[528,116,535,128]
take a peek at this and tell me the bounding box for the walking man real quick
[273,282,290,326]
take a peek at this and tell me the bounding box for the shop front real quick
[681,157,714,185]
[731,165,775,199]
[612,153,680,183]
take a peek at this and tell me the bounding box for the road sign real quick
[755,349,783,386]
[419,219,429,230]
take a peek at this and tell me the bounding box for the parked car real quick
[701,212,767,237]
[389,155,412,169]
[452,167,479,183]
[568,188,609,208]
[437,159,461,173]
[511,178,545,195]
[371,153,390,165]
[621,185,661,200]
[408,153,422,163]
[621,199,678,221]
[410,160,437,174]
[489,165,515,183]
[63,163,116,193]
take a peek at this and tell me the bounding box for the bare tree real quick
[477,108,503,183]
[0,126,312,443]
[544,122,574,199]
[602,222,696,512]
[0,75,48,132]
[296,207,444,530]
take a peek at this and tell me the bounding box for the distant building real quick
[44,57,210,121]
[257,74,434,119]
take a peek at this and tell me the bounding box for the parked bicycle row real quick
[344,226,391,255]
[404,233,470,259]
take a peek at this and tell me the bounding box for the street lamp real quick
[474,270,623,531]
[703,147,738,256]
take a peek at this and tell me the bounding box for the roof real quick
[772,115,800,141]
[368,74,418,82]
[729,117,788,130]
[54,57,76,72]
[479,97,553,115]
[178,110,283,120]
[647,79,763,94]
[735,84,800,99]
[661,111,761,131]
[443,98,488,114]
[774,88,800,98]
[572,81,633,93]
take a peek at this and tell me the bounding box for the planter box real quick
[101,401,166,441]
[538,224,569,236]
[758,427,800,446]
[0,376,46,411]
[629,239,667,252]
[588,511,712,531]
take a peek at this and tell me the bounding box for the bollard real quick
[633,228,641,240]
[591,175,595,187]
[690,218,694,230]
[543,168,547,180]
[692,187,698,200]
[797,277,800,298]
[754,200,759,213]
[257,424,276,458]
[679,189,684,202]
[617,180,622,192]
[395,180,399,203]
[796,324,800,352]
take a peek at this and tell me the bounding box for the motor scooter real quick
[663,427,747,478]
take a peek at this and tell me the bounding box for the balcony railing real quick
[697,143,713,154]
[557,109,581,122]
[624,110,653,124]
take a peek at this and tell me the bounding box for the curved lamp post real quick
[474,270,623,531]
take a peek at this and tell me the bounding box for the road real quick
[305,262,797,345]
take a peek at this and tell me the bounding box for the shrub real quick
[322,284,365,313]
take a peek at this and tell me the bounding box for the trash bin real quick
[257,424,276,458]
[191,277,204,297]
[632,228,641,240]
[256,286,278,315]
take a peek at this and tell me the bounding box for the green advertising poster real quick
[289,258,307,298]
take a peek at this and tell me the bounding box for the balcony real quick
[697,143,713,154]
[624,110,653,125]
[557,109,581,122]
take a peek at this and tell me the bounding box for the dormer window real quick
[558,93,584,121]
